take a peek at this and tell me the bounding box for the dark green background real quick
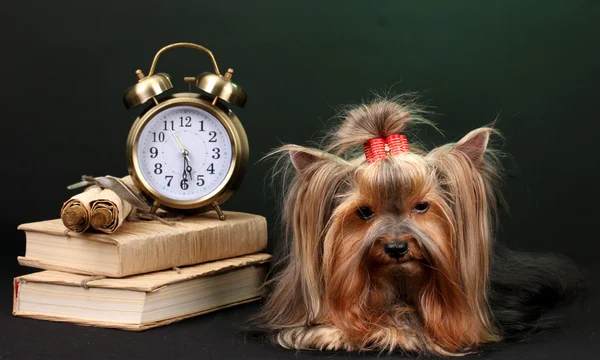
[0,1,598,359]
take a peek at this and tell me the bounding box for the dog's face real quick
[325,155,449,282]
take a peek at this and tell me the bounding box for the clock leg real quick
[149,201,160,215]
[212,201,226,221]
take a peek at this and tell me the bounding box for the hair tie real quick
[364,134,409,164]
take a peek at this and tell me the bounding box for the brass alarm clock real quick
[123,42,249,220]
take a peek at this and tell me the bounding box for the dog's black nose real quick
[384,241,409,259]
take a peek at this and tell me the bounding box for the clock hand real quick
[169,129,193,182]
[181,156,188,181]
[169,129,187,155]
[184,156,193,179]
[170,129,193,164]
[181,155,194,183]
[183,149,191,163]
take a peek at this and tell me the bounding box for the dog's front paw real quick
[275,326,352,351]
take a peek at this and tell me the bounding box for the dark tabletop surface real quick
[0,262,597,360]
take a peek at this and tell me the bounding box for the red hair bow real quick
[364,134,409,164]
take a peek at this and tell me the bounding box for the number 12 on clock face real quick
[137,105,233,202]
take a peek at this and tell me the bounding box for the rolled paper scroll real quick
[89,176,136,234]
[60,186,103,232]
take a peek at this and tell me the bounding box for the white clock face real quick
[136,105,233,201]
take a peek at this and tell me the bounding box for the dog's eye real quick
[356,206,375,220]
[413,201,430,214]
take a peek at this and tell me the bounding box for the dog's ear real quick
[453,127,492,165]
[289,146,343,172]
[290,148,321,171]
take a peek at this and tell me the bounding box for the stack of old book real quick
[12,211,269,330]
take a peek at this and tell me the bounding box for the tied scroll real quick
[60,186,103,232]
[89,177,137,234]
[61,176,150,234]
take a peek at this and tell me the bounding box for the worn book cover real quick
[18,211,267,277]
[13,253,270,331]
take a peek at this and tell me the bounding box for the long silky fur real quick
[489,244,583,339]
[257,145,353,329]
[255,96,582,355]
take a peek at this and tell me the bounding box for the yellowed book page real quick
[117,212,267,276]
[16,253,271,292]
[14,297,261,331]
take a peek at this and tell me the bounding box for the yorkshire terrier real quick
[257,97,581,355]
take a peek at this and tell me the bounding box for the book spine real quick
[118,216,267,277]
[13,278,20,315]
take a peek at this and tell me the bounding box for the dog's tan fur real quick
[258,98,505,355]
